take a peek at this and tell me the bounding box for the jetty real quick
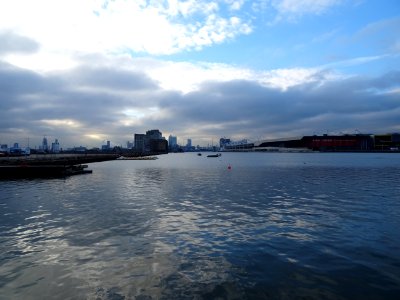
[116,156,158,160]
[0,154,118,178]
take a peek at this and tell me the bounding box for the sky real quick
[0,0,399,148]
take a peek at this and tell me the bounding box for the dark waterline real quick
[1,152,400,299]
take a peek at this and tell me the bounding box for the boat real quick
[207,153,221,158]
[197,153,202,156]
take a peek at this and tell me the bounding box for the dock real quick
[116,156,158,160]
[0,154,118,178]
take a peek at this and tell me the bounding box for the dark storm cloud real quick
[0,31,39,55]
[63,66,159,91]
[0,61,162,145]
[0,61,47,95]
[0,58,399,147]
[156,71,400,138]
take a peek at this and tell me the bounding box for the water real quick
[1,152,400,299]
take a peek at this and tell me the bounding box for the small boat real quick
[197,153,202,156]
[207,153,221,158]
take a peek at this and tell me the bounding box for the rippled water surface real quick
[1,152,400,299]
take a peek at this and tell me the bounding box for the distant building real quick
[8,143,30,155]
[10,143,20,154]
[101,140,111,151]
[168,135,178,151]
[51,139,60,153]
[168,135,177,147]
[71,146,87,152]
[42,136,48,151]
[220,138,231,148]
[183,138,195,152]
[221,138,253,151]
[126,141,134,149]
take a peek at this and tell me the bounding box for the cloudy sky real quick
[0,0,399,148]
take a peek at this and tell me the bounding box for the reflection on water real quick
[1,153,400,299]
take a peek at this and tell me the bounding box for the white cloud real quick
[224,0,246,11]
[0,0,252,62]
[131,58,332,93]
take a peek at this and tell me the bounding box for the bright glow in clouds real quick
[40,119,82,128]
[141,59,327,93]
[84,133,107,141]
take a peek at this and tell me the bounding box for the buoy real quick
[228,164,232,170]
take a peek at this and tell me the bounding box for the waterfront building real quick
[221,133,400,152]
[145,130,167,153]
[134,130,168,154]
[134,134,146,152]
[374,133,400,150]
[146,129,162,140]
[219,138,254,151]
[253,134,378,152]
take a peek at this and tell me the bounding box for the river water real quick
[1,152,399,299]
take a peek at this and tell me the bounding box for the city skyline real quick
[0,131,206,151]
[0,0,399,148]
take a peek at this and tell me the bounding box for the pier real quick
[0,154,119,178]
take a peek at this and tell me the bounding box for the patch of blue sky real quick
[143,0,399,74]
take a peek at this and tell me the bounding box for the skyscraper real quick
[42,136,48,151]
[51,139,60,153]
[168,135,177,147]
[134,134,146,152]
